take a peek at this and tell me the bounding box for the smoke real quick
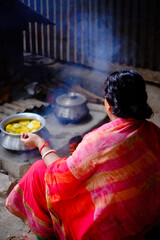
[54,1,121,96]
[53,1,121,88]
[44,1,134,96]
[71,2,121,69]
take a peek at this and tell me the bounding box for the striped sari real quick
[6,118,160,239]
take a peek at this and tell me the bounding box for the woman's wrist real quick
[40,141,50,154]
[38,139,53,156]
[37,139,60,166]
[42,149,56,159]
[37,138,46,151]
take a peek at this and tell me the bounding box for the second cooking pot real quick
[54,92,89,123]
[0,112,46,151]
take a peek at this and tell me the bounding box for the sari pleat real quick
[6,160,57,239]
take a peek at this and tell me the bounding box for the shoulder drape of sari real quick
[45,118,160,240]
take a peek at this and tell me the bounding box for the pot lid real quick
[56,92,87,107]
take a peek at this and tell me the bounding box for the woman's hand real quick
[21,132,60,167]
[20,132,45,148]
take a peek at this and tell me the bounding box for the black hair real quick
[104,69,153,120]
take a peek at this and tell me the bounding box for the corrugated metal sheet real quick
[20,0,160,71]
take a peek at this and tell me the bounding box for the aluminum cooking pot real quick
[0,112,46,151]
[54,92,89,123]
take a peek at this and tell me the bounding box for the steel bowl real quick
[0,112,46,151]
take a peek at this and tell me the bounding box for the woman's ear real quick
[104,99,111,112]
[104,99,118,121]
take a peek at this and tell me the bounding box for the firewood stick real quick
[87,103,106,112]
[71,85,104,104]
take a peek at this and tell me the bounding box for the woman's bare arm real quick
[21,132,60,167]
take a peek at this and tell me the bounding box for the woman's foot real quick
[19,233,36,240]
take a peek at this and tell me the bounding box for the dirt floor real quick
[0,82,160,240]
[0,197,29,240]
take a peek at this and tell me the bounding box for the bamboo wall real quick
[21,0,160,71]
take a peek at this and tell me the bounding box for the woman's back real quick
[45,118,160,239]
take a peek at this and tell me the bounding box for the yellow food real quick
[32,120,41,129]
[5,119,41,134]
[13,123,21,129]
[6,124,15,133]
[19,120,30,125]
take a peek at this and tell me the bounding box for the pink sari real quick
[6,118,160,240]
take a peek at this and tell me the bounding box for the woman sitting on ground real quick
[6,69,160,240]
